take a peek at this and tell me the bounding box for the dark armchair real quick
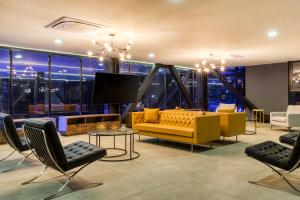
[0,112,32,172]
[279,132,299,146]
[23,120,107,200]
[245,135,300,193]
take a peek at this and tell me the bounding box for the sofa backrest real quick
[287,105,300,114]
[159,110,200,128]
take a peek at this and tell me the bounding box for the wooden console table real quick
[58,114,121,136]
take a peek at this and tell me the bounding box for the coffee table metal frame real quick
[88,129,140,162]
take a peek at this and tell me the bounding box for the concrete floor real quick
[0,123,299,200]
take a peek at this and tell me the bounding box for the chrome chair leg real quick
[22,165,48,185]
[249,162,300,194]
[1,152,31,173]
[0,150,16,161]
[43,162,103,200]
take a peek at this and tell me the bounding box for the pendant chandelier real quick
[94,33,133,62]
[195,54,226,73]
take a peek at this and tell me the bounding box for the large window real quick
[50,55,81,116]
[0,48,10,113]
[82,57,108,114]
[12,50,49,118]
[207,67,245,112]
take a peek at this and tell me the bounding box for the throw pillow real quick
[144,108,160,123]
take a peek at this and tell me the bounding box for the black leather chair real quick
[0,112,32,172]
[245,135,300,193]
[279,132,299,146]
[23,120,107,200]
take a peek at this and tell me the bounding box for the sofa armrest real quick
[270,112,286,118]
[287,113,300,127]
[220,112,246,137]
[131,112,144,128]
[194,114,220,144]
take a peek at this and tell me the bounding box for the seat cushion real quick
[279,132,299,146]
[134,123,194,137]
[144,108,159,123]
[63,141,107,171]
[271,116,286,123]
[245,141,294,171]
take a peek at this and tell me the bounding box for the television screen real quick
[92,73,141,104]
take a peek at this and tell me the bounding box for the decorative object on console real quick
[270,105,300,131]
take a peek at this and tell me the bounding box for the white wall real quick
[246,62,288,115]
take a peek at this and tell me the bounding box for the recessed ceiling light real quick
[14,54,23,59]
[267,30,278,38]
[54,39,63,44]
[87,51,93,56]
[148,53,155,58]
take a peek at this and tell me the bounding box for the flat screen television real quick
[92,73,141,104]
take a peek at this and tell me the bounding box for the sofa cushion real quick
[134,123,194,137]
[271,116,286,123]
[218,108,235,113]
[144,108,159,123]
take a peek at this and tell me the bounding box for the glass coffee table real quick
[88,129,140,162]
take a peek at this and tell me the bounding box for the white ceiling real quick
[0,0,300,67]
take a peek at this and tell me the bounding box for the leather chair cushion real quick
[134,123,194,137]
[62,141,107,171]
[245,141,294,171]
[279,132,299,146]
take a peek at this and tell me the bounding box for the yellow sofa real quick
[219,112,246,141]
[132,110,220,151]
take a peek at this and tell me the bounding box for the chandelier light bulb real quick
[126,45,131,50]
[99,56,104,62]
[87,51,93,56]
[211,64,216,69]
[221,59,226,64]
[197,68,202,73]
[128,40,133,45]
[202,60,207,65]
[204,67,210,73]
[107,47,113,52]
[195,63,200,68]
[220,66,225,72]
[126,54,131,59]
[104,43,109,48]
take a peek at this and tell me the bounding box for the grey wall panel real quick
[246,62,288,114]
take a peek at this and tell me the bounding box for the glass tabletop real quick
[88,128,139,136]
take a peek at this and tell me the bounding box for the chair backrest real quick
[0,113,23,151]
[287,105,300,114]
[216,103,236,112]
[289,133,300,167]
[24,120,67,171]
